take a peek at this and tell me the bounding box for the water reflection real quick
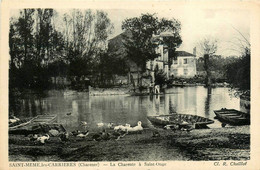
[11,87,240,130]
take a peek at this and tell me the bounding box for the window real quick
[174,59,178,64]
[184,69,188,75]
[173,69,178,75]
[183,59,188,64]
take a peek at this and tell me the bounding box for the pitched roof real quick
[159,31,174,37]
[173,51,196,57]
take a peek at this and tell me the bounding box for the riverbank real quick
[9,125,250,161]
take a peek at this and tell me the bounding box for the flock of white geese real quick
[28,121,144,144]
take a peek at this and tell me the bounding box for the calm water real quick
[11,87,240,131]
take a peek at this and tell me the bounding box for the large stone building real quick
[169,51,197,78]
[108,31,197,86]
[147,32,197,81]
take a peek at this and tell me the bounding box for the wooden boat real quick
[9,115,57,130]
[214,108,250,125]
[147,114,214,128]
[129,92,164,96]
[64,90,76,96]
[9,117,37,130]
[9,123,66,135]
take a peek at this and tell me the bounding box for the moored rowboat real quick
[147,114,214,128]
[9,115,57,130]
[214,108,250,125]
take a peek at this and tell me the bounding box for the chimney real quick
[193,47,196,56]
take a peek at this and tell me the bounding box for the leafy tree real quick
[62,10,113,80]
[9,9,36,89]
[122,13,182,86]
[198,37,218,87]
[225,26,250,92]
[226,48,250,91]
[154,65,167,87]
[99,52,128,86]
[11,9,35,67]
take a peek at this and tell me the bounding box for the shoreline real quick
[9,125,250,161]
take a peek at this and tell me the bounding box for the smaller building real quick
[170,51,197,78]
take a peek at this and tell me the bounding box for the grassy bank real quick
[9,125,250,161]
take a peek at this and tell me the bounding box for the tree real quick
[9,9,36,89]
[225,26,250,92]
[122,13,182,87]
[11,9,35,67]
[62,10,113,80]
[9,9,113,90]
[198,37,218,87]
[154,65,167,87]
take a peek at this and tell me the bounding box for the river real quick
[10,87,240,131]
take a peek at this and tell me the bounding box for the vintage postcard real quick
[1,0,260,169]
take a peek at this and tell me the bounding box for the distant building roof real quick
[159,31,174,37]
[174,51,196,57]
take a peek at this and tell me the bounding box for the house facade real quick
[147,32,197,81]
[170,51,197,78]
[108,31,197,87]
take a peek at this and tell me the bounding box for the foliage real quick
[197,37,218,87]
[9,9,114,90]
[196,55,239,82]
[121,13,182,86]
[122,13,182,70]
[62,10,114,78]
[154,65,167,87]
[226,48,250,91]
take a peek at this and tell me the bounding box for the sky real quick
[10,7,250,57]
[104,8,250,57]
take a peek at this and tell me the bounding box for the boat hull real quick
[214,109,250,126]
[147,114,214,128]
[9,115,57,130]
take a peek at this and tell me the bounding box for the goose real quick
[59,132,69,142]
[37,134,50,144]
[114,125,126,131]
[9,116,20,123]
[71,130,81,137]
[101,129,110,140]
[80,121,88,126]
[127,121,143,132]
[107,123,114,129]
[29,134,39,141]
[164,124,179,131]
[152,131,160,137]
[180,124,195,132]
[80,121,88,130]
[111,129,128,140]
[114,123,131,132]
[97,123,104,128]
[77,131,89,138]
[92,132,103,141]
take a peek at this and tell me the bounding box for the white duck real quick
[80,121,88,130]
[107,123,114,129]
[9,116,20,123]
[77,131,89,138]
[114,124,130,132]
[97,123,104,128]
[164,124,179,131]
[37,134,50,144]
[127,121,143,132]
[98,122,114,128]
[29,134,39,141]
[81,121,88,126]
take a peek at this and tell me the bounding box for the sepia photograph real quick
[1,0,259,169]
